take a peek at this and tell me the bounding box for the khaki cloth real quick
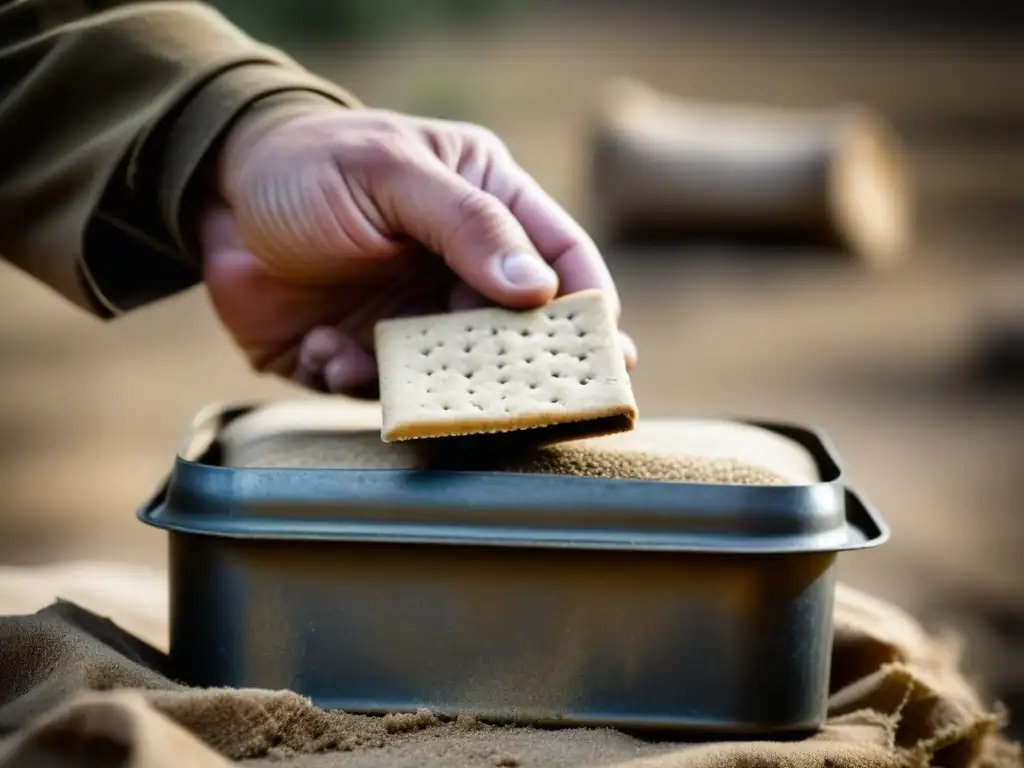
[0,569,1018,767]
[0,1,358,317]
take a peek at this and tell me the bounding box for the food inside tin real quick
[373,289,637,443]
[217,402,820,486]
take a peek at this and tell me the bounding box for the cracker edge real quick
[382,401,638,442]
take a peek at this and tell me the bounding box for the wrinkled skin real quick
[201,107,635,397]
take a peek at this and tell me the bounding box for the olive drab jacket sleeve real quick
[0,1,359,318]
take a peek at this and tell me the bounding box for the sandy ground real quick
[1,10,1021,734]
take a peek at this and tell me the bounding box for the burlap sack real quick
[0,584,1017,767]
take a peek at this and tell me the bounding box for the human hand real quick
[200,106,636,398]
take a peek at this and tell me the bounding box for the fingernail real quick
[501,252,557,290]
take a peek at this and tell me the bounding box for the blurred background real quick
[1,0,1021,737]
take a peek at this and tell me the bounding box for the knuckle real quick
[455,188,504,226]
[352,128,421,172]
[449,189,518,254]
[460,122,509,155]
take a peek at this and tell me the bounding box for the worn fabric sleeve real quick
[0,1,360,318]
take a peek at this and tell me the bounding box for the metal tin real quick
[139,401,889,735]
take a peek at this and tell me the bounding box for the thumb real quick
[372,156,559,308]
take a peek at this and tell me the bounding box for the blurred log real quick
[586,78,913,265]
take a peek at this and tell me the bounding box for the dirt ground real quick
[1,9,1021,735]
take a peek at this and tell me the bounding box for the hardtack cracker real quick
[375,290,637,443]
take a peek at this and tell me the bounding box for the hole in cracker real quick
[442,404,451,411]
[578,353,589,361]
[567,312,577,320]
[551,397,563,405]
[498,346,508,355]
[580,377,592,385]
[498,375,510,384]
[441,364,449,371]
[547,331,556,338]
[497,362,507,370]
[491,328,499,337]
[524,356,534,363]
[577,330,587,338]
[463,343,473,353]
[520,329,531,337]
[529,383,538,389]
[468,388,476,395]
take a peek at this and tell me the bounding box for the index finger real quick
[485,158,622,319]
